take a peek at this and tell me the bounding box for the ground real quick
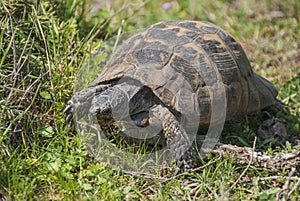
[0,0,299,200]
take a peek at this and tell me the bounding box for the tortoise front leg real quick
[150,105,199,172]
[64,84,110,123]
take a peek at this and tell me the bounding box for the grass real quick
[0,0,299,200]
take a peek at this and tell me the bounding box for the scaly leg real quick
[150,104,199,172]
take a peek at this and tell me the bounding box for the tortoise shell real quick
[89,20,277,124]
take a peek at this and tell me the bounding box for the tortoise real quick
[64,20,278,171]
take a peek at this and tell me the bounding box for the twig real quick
[229,137,257,190]
[212,144,300,173]
[276,167,296,201]
[287,176,300,198]
[0,86,27,93]
[240,175,300,182]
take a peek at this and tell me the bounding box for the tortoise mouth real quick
[95,108,113,125]
[96,110,150,128]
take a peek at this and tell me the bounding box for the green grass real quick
[0,0,299,200]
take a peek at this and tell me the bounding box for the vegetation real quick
[0,0,299,200]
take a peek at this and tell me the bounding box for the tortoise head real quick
[89,86,128,122]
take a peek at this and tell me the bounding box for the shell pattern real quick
[90,20,277,124]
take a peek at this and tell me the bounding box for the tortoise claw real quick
[64,101,74,123]
[63,101,73,113]
[66,111,74,123]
